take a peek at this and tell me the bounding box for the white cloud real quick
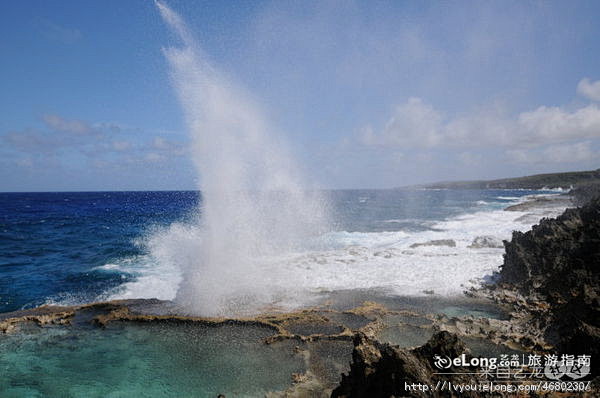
[2,129,68,153]
[458,152,482,166]
[445,107,513,147]
[577,78,600,102]
[506,141,597,164]
[364,99,512,149]
[364,89,600,150]
[151,136,187,156]
[361,98,444,148]
[550,141,596,162]
[379,98,443,148]
[152,137,172,150]
[112,141,131,151]
[144,152,167,163]
[355,79,600,176]
[3,117,189,171]
[42,114,93,135]
[518,104,600,144]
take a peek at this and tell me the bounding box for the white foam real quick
[252,205,552,304]
[101,197,570,314]
[321,230,410,249]
[541,186,570,192]
[99,223,199,302]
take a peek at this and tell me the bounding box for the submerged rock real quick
[467,236,503,249]
[503,195,573,212]
[410,239,456,248]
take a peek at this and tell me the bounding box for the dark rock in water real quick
[410,239,456,248]
[514,213,543,224]
[467,236,503,249]
[332,331,485,398]
[503,195,573,212]
[499,197,600,370]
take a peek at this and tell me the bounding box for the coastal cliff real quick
[498,196,600,367]
[331,194,600,397]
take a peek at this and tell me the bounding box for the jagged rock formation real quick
[332,331,486,398]
[331,197,600,397]
[468,236,503,249]
[499,197,600,367]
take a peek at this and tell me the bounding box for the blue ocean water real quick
[0,189,552,313]
[0,191,198,313]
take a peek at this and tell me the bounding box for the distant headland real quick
[412,168,600,190]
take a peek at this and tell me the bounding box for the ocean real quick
[0,188,565,314]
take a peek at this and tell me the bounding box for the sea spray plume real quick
[155,1,329,315]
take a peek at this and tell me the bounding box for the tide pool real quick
[0,322,304,398]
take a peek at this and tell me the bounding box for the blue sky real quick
[2,0,600,191]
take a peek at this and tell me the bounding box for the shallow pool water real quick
[376,324,433,348]
[462,336,524,357]
[318,289,508,320]
[0,322,305,398]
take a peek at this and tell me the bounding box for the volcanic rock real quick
[499,197,600,370]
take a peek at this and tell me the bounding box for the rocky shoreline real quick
[470,191,599,390]
[0,298,522,396]
[330,191,600,397]
[1,190,599,397]
[487,195,600,374]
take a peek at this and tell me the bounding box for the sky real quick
[1,0,600,191]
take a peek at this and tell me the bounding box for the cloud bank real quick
[359,80,600,166]
[1,114,188,173]
[577,78,600,102]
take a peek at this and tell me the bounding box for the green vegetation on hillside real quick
[421,169,600,190]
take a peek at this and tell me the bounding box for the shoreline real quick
[0,296,533,396]
[1,190,597,396]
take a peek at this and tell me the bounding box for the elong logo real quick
[434,354,498,369]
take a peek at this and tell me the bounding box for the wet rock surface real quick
[410,239,456,248]
[0,299,517,396]
[504,195,573,212]
[468,235,504,249]
[2,294,598,396]
[327,195,600,397]
[331,331,487,398]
